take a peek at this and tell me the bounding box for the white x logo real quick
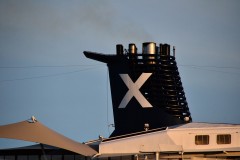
[118,73,153,108]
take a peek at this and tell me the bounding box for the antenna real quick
[173,46,176,57]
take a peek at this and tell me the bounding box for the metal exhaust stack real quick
[128,43,137,54]
[116,44,124,55]
[160,43,170,56]
[128,43,137,61]
[142,42,156,64]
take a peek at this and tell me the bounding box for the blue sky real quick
[0,0,240,148]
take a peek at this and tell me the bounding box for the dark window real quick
[40,155,50,160]
[64,155,75,160]
[29,156,38,160]
[75,155,85,160]
[195,135,209,145]
[4,156,15,160]
[18,156,27,160]
[217,134,231,144]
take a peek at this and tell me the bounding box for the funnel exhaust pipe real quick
[116,44,124,55]
[143,42,156,64]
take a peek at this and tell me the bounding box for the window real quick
[28,156,38,160]
[64,155,75,160]
[18,156,28,160]
[4,156,15,160]
[195,135,209,145]
[40,155,50,160]
[217,134,231,144]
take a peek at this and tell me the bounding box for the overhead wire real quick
[0,64,239,84]
[0,64,103,69]
[1,64,239,71]
[179,64,240,70]
[0,65,105,83]
[179,64,240,76]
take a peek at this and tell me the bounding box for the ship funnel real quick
[83,42,192,137]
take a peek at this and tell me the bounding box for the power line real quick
[179,65,240,76]
[0,66,104,83]
[0,64,239,70]
[0,64,239,84]
[0,64,103,69]
[179,64,240,70]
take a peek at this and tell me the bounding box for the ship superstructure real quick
[1,42,239,160]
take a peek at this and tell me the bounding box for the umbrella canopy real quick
[0,119,98,156]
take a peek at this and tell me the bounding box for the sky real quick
[0,0,240,148]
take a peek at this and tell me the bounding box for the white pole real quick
[155,152,159,160]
